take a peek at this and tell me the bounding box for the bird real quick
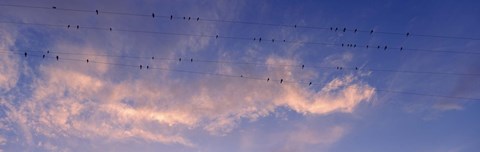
[354,29,358,33]
[309,82,312,86]
[283,40,286,42]
[377,46,380,49]
[47,50,50,54]
[152,56,154,60]
[370,30,374,34]
[384,46,388,50]
[259,37,262,42]
[354,44,357,48]
[190,58,193,62]
[294,25,297,28]
[96,10,98,15]
[147,66,149,69]
[342,43,344,47]
[86,59,89,63]
[188,17,191,20]
[152,13,155,18]
[56,56,59,61]
[24,52,27,57]
[42,55,45,59]
[109,28,112,31]
[267,78,270,82]
[76,25,79,29]
[272,39,274,42]
[343,28,346,32]
[170,15,173,20]
[335,27,338,32]
[330,27,333,31]
[280,79,283,83]
[179,58,182,62]
[240,75,243,77]
[355,67,358,70]
[183,17,186,20]
[197,17,199,21]
[67,25,70,28]
[406,32,410,37]
[140,65,143,69]
[253,37,256,41]
[302,65,304,69]
[400,47,403,51]
[52,6,57,9]
[216,35,219,39]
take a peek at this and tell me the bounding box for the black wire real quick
[1,3,479,41]
[1,20,480,56]
[3,51,479,101]
[2,49,479,77]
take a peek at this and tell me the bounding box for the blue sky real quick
[0,0,479,151]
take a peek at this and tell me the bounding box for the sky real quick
[0,0,479,151]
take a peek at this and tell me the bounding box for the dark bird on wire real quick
[87,59,89,63]
[355,67,358,70]
[179,58,181,62]
[400,47,403,51]
[302,65,305,69]
[96,10,98,15]
[370,30,374,34]
[259,37,262,42]
[170,15,173,20]
[24,52,27,57]
[67,25,70,28]
[140,65,143,69]
[197,17,199,21]
[216,35,218,39]
[280,79,283,84]
[309,82,312,86]
[52,6,56,9]
[191,58,193,62]
[406,32,410,37]
[56,56,59,61]
[267,78,270,82]
[147,66,149,69]
[343,28,346,32]
[354,29,358,33]
[384,46,388,50]
[152,13,155,18]
[109,28,112,31]
[152,56,154,60]
[76,25,79,29]
[43,55,45,59]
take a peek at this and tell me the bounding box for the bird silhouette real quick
[152,56,154,60]
[47,51,50,54]
[400,47,403,51]
[342,43,344,47]
[302,65,304,69]
[406,32,410,36]
[24,52,27,57]
[140,65,142,69]
[280,79,283,83]
[259,37,262,42]
[309,82,312,86]
[67,25,70,28]
[272,39,274,42]
[147,66,149,69]
[42,55,45,58]
[152,13,155,18]
[109,28,112,31]
[86,59,89,63]
[384,46,388,50]
[76,25,79,29]
[294,25,297,28]
[366,45,369,48]
[197,17,199,21]
[188,17,191,20]
[216,35,218,39]
[190,58,193,62]
[343,28,346,32]
[96,10,98,15]
[267,78,270,82]
[56,56,59,61]
[330,27,333,31]
[170,15,173,20]
[179,58,182,62]
[370,30,374,34]
[52,6,56,9]
[355,67,358,70]
[354,29,358,33]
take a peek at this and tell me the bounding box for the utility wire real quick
[1,20,480,55]
[2,51,479,101]
[3,49,479,77]
[1,3,479,41]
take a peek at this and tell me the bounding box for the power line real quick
[1,20,480,56]
[3,49,479,77]
[2,51,479,101]
[1,3,479,41]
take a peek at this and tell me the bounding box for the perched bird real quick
[267,78,270,82]
[342,43,344,47]
[170,15,173,20]
[240,75,243,77]
[294,25,297,28]
[280,79,283,83]
[109,28,112,31]
[354,29,358,33]
[96,10,98,15]
[42,55,45,59]
[47,50,50,54]
[190,58,193,62]
[216,35,218,39]
[343,28,346,32]
[76,25,79,29]
[354,44,357,48]
[335,27,338,32]
[152,13,155,18]
[283,40,286,42]
[253,37,256,41]
[259,37,262,42]
[86,59,89,63]
[302,65,304,69]
[309,82,312,86]
[330,27,333,31]
[140,65,143,69]
[272,39,274,42]
[152,56,154,60]
[366,45,369,48]
[52,6,57,9]
[67,25,70,28]
[384,46,388,50]
[24,52,27,57]
[400,47,403,51]
[406,32,410,37]
[370,30,374,34]
[197,17,199,21]
[56,56,59,61]
[183,17,186,20]
[179,58,182,62]
[377,46,381,49]
[355,67,358,70]
[147,66,149,69]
